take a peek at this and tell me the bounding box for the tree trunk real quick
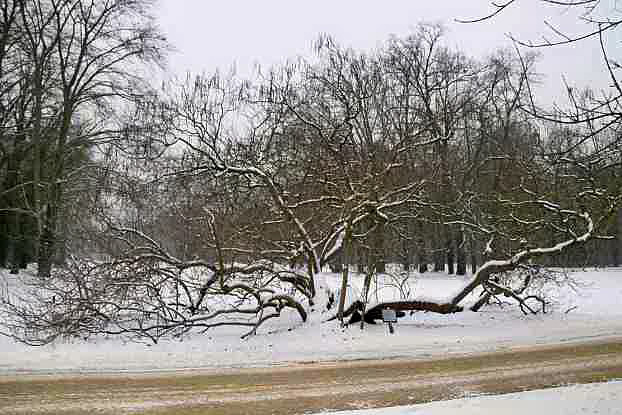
[613,208,621,266]
[337,300,463,325]
[0,214,7,268]
[32,64,43,261]
[470,233,478,275]
[328,247,343,273]
[373,222,386,274]
[401,238,411,272]
[433,249,444,272]
[5,154,21,274]
[446,230,455,275]
[38,183,61,278]
[360,268,374,330]
[456,230,466,275]
[417,222,427,273]
[337,226,352,326]
[7,211,20,274]
[37,217,54,277]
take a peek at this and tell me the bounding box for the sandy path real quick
[1,337,622,414]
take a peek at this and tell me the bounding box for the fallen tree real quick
[329,195,619,325]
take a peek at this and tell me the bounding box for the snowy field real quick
[313,381,622,415]
[0,268,621,375]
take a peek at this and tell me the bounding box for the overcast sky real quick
[155,0,613,106]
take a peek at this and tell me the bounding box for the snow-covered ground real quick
[313,381,622,414]
[0,268,621,374]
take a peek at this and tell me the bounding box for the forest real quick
[1,0,621,344]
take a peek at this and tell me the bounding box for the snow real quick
[311,381,622,414]
[0,268,621,374]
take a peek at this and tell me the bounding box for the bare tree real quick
[0,0,166,276]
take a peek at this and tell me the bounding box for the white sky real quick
[155,0,615,107]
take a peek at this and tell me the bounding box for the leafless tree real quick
[0,0,166,276]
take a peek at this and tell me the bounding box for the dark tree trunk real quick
[470,233,478,274]
[360,270,374,330]
[432,223,444,272]
[446,231,455,275]
[7,210,20,274]
[417,222,427,273]
[373,223,386,274]
[37,225,54,277]
[38,185,61,278]
[613,208,621,266]
[337,300,464,326]
[456,230,467,275]
[354,244,364,274]
[328,246,343,273]
[0,214,6,268]
[433,250,444,272]
[337,225,353,325]
[401,238,411,272]
[4,153,22,274]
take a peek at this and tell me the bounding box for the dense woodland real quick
[1,0,622,343]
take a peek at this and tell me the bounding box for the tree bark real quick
[456,230,466,275]
[417,222,427,273]
[38,183,62,278]
[470,233,478,274]
[401,238,411,272]
[337,225,352,326]
[613,208,621,266]
[446,231,455,275]
[373,222,386,274]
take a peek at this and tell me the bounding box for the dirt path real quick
[1,338,622,415]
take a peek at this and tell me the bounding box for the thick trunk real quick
[5,154,21,274]
[359,270,374,330]
[7,238,18,275]
[336,300,463,326]
[38,184,61,278]
[438,137,451,274]
[470,291,492,312]
[433,225,444,272]
[470,233,478,274]
[0,214,7,268]
[366,300,463,317]
[401,238,411,272]
[470,256,478,274]
[7,210,20,274]
[37,219,54,277]
[433,250,444,272]
[328,247,343,273]
[613,208,621,266]
[32,65,43,257]
[373,223,386,274]
[446,231,455,275]
[456,230,466,275]
[354,244,364,274]
[337,227,352,326]
[417,222,427,273]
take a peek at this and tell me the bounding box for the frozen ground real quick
[313,381,622,414]
[0,268,621,374]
